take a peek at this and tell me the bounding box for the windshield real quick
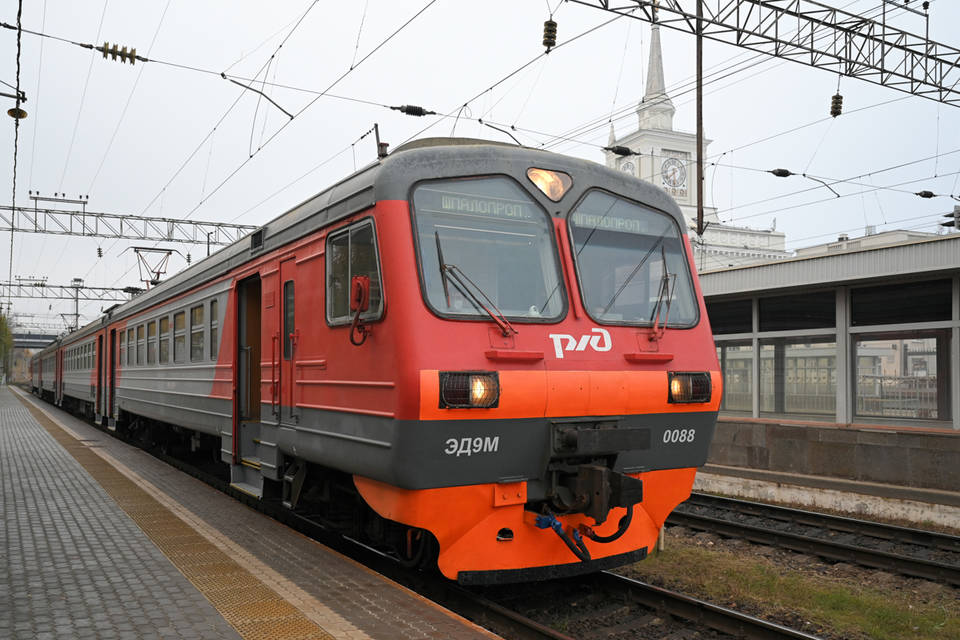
[568,190,698,327]
[412,177,565,321]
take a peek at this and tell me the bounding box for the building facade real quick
[702,234,960,431]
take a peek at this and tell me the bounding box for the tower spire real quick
[637,24,675,131]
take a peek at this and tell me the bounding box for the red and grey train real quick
[31,138,720,583]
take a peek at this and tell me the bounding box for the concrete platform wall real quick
[707,419,960,492]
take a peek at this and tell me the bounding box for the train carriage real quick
[32,138,720,583]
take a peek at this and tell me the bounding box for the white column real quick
[751,296,760,418]
[835,287,850,425]
[952,275,959,430]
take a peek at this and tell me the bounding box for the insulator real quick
[543,20,557,51]
[830,93,843,118]
[915,190,935,199]
[604,145,634,157]
[97,247,103,258]
[186,253,192,264]
[392,105,435,117]
[770,168,793,178]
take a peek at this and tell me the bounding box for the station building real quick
[700,233,960,492]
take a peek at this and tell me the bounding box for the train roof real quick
[59,138,686,331]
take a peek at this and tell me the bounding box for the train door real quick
[279,258,298,426]
[234,276,262,464]
[108,329,117,428]
[56,349,63,405]
[96,334,104,420]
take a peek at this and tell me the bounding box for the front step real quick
[282,460,306,509]
[230,461,263,498]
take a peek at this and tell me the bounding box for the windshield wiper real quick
[434,231,452,308]
[434,232,518,337]
[650,244,676,337]
[600,231,667,316]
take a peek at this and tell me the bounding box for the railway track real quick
[472,571,825,640]
[133,432,826,639]
[670,493,960,586]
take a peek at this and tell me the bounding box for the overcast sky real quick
[2,0,959,329]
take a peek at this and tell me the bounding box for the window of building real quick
[759,291,835,331]
[283,282,294,359]
[174,311,186,362]
[209,299,218,360]
[760,338,837,416]
[707,299,752,334]
[326,221,384,324]
[716,341,753,412]
[190,305,204,362]
[147,321,157,365]
[127,328,134,366]
[855,330,950,421]
[136,325,145,365]
[851,280,951,326]
[159,316,170,363]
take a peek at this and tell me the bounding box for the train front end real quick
[354,141,720,583]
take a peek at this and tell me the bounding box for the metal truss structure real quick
[0,205,258,246]
[572,0,960,106]
[0,280,135,303]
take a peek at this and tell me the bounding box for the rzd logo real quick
[548,328,612,359]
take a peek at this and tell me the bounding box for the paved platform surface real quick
[3,387,499,640]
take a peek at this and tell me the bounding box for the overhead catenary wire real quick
[56,0,110,193]
[176,0,440,225]
[26,0,948,302]
[86,0,173,195]
[89,0,440,295]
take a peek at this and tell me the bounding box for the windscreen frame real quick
[409,174,568,324]
[565,187,700,329]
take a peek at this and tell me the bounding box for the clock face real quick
[619,161,635,175]
[661,157,687,188]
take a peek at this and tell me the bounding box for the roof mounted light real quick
[527,168,572,202]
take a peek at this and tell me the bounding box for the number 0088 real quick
[663,428,696,444]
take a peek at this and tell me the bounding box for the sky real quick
[2,0,959,330]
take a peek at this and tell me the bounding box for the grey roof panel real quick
[701,235,960,298]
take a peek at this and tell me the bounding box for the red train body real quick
[31,139,720,583]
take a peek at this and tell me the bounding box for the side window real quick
[136,325,145,365]
[147,321,157,365]
[127,329,134,365]
[190,305,204,362]
[326,220,383,324]
[209,299,219,361]
[159,317,170,363]
[173,312,186,362]
[283,281,294,359]
[119,331,125,366]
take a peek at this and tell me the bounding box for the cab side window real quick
[326,220,383,325]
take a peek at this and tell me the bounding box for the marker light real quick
[668,372,712,403]
[439,371,500,408]
[527,168,572,202]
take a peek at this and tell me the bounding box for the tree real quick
[0,314,12,383]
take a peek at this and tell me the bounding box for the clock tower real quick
[604,23,789,269]
[604,23,709,219]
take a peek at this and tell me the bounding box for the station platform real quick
[695,463,960,531]
[1,386,500,640]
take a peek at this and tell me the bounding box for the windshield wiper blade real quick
[444,267,518,337]
[600,232,666,316]
[650,244,676,337]
[434,231,517,336]
[435,231,451,308]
